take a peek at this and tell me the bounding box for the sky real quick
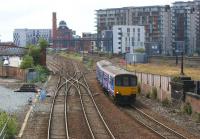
[0,0,189,41]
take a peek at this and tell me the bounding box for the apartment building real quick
[171,1,196,56]
[101,30,113,53]
[96,6,171,55]
[13,29,51,47]
[113,25,145,54]
[82,32,97,52]
[127,6,171,55]
[96,8,129,35]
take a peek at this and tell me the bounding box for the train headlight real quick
[116,92,119,94]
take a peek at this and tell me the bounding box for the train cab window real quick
[115,78,122,86]
[123,77,129,86]
[115,75,137,87]
[130,76,137,86]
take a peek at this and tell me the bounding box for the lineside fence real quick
[118,60,171,101]
[0,119,9,139]
[0,66,26,81]
[132,70,171,101]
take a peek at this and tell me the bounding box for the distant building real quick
[96,6,171,55]
[82,33,97,52]
[101,30,113,53]
[52,12,74,49]
[113,25,145,54]
[13,29,51,47]
[171,1,199,56]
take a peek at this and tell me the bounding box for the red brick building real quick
[52,12,74,49]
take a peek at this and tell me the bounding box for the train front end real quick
[114,74,137,104]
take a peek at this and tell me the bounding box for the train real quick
[96,60,138,104]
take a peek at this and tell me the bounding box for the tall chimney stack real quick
[52,12,57,47]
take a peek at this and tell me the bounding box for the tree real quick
[38,39,48,66]
[134,48,145,53]
[39,38,48,49]
[27,45,41,65]
[20,55,34,69]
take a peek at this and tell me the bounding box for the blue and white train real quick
[96,60,138,104]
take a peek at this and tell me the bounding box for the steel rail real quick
[130,105,188,139]
[66,65,115,139]
[48,75,78,139]
[47,77,64,139]
[64,80,80,139]
[81,71,116,139]
[76,76,96,139]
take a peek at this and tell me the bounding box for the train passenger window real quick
[123,77,129,86]
[109,77,114,90]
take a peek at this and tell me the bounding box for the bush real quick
[31,65,49,83]
[171,76,181,83]
[182,102,192,115]
[146,92,150,98]
[151,87,157,99]
[6,117,17,138]
[192,112,200,123]
[162,98,170,107]
[20,55,34,69]
[137,83,141,94]
[0,112,17,138]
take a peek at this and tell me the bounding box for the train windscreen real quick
[115,75,137,87]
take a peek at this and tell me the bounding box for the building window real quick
[133,28,135,34]
[125,47,130,53]
[118,32,122,35]
[138,28,140,33]
[138,33,140,41]
[132,37,134,46]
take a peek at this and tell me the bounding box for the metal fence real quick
[0,119,9,139]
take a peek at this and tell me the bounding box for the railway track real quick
[47,56,115,139]
[47,76,67,139]
[123,105,188,139]
[64,62,115,139]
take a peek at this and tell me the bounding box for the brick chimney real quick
[52,12,57,47]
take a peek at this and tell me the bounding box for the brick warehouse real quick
[52,12,74,49]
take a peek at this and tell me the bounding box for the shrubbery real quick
[20,55,34,69]
[31,65,49,83]
[146,91,151,98]
[162,98,170,107]
[151,87,157,99]
[137,83,141,94]
[182,102,192,115]
[0,111,17,138]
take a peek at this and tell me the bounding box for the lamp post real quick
[175,50,178,66]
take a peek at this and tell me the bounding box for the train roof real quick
[97,60,134,77]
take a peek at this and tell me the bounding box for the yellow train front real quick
[96,60,137,105]
[114,74,137,104]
